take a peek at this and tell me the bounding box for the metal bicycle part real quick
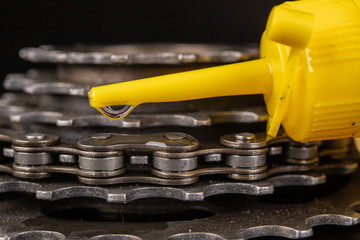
[0,173,326,203]
[1,168,360,239]
[19,43,259,65]
[0,126,356,186]
[0,41,358,240]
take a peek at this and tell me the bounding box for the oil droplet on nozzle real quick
[97,105,136,120]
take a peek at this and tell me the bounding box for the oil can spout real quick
[88,58,273,119]
[89,1,360,143]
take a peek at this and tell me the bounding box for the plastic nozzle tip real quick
[88,87,96,108]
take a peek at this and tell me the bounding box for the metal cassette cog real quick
[1,163,360,239]
[3,44,266,131]
[19,43,259,65]
[0,174,326,203]
[0,43,360,239]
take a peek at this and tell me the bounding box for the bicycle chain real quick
[0,127,354,186]
[0,43,356,187]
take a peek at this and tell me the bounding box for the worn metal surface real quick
[0,173,326,203]
[19,44,259,65]
[7,106,268,128]
[0,167,359,239]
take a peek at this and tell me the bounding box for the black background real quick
[0,0,284,93]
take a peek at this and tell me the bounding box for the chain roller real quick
[0,127,351,186]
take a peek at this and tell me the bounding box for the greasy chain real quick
[0,128,351,186]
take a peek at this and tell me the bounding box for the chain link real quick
[0,127,352,186]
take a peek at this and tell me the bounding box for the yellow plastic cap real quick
[260,0,360,142]
[266,6,314,49]
[89,0,360,143]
